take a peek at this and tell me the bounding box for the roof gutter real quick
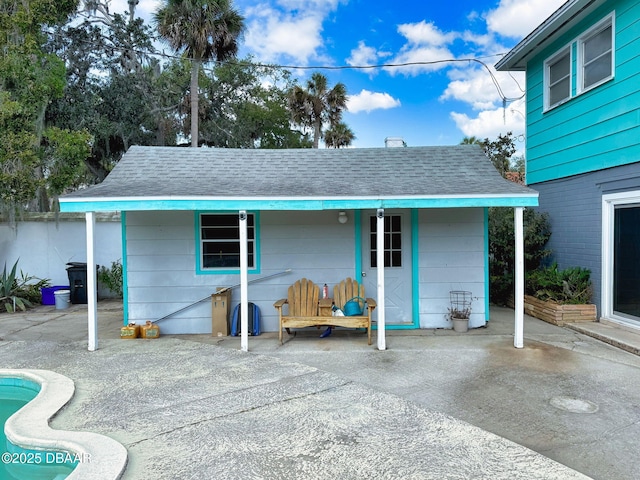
[495,0,602,71]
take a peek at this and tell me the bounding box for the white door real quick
[361,210,413,325]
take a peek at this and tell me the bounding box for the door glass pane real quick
[370,215,402,268]
[613,206,640,318]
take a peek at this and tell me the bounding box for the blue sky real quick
[117,0,568,149]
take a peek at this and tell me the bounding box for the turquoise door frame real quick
[354,209,420,330]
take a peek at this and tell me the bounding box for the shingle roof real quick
[63,145,536,200]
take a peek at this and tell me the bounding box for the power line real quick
[46,26,525,104]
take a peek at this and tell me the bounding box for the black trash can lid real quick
[66,262,87,269]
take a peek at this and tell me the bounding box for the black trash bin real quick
[66,262,94,304]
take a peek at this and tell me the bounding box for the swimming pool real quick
[0,369,127,480]
[1,377,76,480]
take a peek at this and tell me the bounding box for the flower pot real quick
[452,317,469,333]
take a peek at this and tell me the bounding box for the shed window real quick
[546,49,571,108]
[200,213,255,269]
[579,18,613,91]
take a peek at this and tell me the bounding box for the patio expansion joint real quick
[125,376,354,449]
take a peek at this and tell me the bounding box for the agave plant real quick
[0,260,49,313]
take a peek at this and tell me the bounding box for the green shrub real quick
[98,260,123,298]
[527,262,592,305]
[489,207,552,305]
[0,260,50,312]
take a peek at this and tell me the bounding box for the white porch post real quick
[376,209,386,351]
[86,211,98,351]
[239,211,249,352]
[514,207,524,348]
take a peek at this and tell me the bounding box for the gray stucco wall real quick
[532,161,640,316]
[0,213,122,286]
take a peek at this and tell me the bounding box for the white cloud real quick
[347,41,391,67]
[384,21,459,76]
[440,66,525,110]
[240,0,348,65]
[244,8,325,63]
[485,0,567,38]
[347,90,401,114]
[449,101,525,141]
[397,21,457,46]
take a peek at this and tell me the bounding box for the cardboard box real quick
[211,289,231,336]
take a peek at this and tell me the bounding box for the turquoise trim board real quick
[194,211,261,275]
[59,195,538,213]
[354,210,362,282]
[410,209,420,329]
[369,209,420,331]
[121,212,128,326]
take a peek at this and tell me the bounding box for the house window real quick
[370,215,402,268]
[579,17,613,91]
[199,213,256,270]
[546,49,571,108]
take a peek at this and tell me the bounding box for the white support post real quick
[86,211,98,351]
[514,207,524,349]
[239,211,249,352]
[376,209,386,351]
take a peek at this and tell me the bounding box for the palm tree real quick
[154,0,244,147]
[460,136,481,145]
[325,122,355,148]
[288,72,348,148]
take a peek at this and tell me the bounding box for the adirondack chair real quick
[274,277,376,344]
[332,277,376,345]
[274,278,321,344]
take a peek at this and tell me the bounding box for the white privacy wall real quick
[125,210,357,334]
[417,208,486,329]
[0,214,122,285]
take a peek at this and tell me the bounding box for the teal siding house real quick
[496,0,640,330]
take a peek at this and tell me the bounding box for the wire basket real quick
[449,291,472,318]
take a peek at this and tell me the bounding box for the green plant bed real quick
[523,262,595,325]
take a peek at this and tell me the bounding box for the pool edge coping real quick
[1,368,127,480]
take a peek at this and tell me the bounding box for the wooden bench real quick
[274,277,376,344]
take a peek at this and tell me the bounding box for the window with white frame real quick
[546,48,571,109]
[579,16,613,92]
[199,213,255,270]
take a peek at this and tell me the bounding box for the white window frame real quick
[601,191,640,330]
[544,46,572,111]
[577,13,614,94]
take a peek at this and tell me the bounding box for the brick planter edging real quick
[523,295,597,326]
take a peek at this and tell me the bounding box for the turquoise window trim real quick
[484,208,490,322]
[121,212,129,326]
[195,211,261,275]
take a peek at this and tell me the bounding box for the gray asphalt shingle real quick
[63,145,536,199]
